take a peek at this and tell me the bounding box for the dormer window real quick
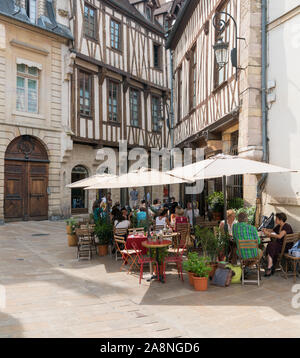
[145,5,153,21]
[25,0,37,24]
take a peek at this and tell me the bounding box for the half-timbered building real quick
[63,0,174,213]
[0,0,72,223]
[167,0,263,207]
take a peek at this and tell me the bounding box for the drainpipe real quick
[256,0,269,221]
[168,49,175,203]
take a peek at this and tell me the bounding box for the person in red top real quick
[174,207,188,231]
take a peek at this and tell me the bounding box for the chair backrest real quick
[154,225,165,232]
[114,227,128,238]
[176,223,190,246]
[114,235,126,253]
[75,228,91,243]
[237,239,259,260]
[279,233,300,263]
[128,228,144,234]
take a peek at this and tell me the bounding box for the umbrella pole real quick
[223,176,228,233]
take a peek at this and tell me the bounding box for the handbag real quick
[289,240,300,258]
[212,267,235,287]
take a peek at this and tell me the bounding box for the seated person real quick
[219,210,237,237]
[185,202,200,226]
[219,209,238,263]
[262,213,293,277]
[137,207,147,227]
[150,199,162,216]
[232,212,263,261]
[174,207,188,231]
[114,212,131,231]
[155,208,170,229]
[121,207,128,220]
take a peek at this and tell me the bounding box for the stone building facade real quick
[0,0,72,223]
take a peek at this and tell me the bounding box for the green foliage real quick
[94,217,113,246]
[139,218,153,231]
[187,255,211,278]
[183,252,200,273]
[214,227,231,260]
[235,206,256,226]
[194,226,219,260]
[207,192,224,213]
[65,217,79,234]
[131,210,138,228]
[149,247,168,265]
[228,197,244,210]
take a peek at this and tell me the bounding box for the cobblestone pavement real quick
[0,221,300,338]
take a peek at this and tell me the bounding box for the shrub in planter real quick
[183,252,200,286]
[228,197,244,210]
[65,218,79,246]
[94,218,113,256]
[207,192,224,220]
[191,256,211,292]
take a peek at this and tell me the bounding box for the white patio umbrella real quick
[85,167,192,190]
[85,167,192,233]
[168,154,299,230]
[66,173,117,189]
[168,154,298,181]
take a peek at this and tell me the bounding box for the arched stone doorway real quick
[71,165,89,214]
[4,135,49,221]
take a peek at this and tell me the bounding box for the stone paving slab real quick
[0,221,300,338]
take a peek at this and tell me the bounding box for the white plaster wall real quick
[268,0,300,23]
[264,6,300,227]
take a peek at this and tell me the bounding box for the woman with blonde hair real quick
[174,206,188,231]
[219,209,237,236]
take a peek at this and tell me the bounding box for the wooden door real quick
[28,163,48,220]
[4,161,26,220]
[4,135,49,222]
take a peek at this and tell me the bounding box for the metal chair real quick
[132,242,158,284]
[163,241,187,282]
[237,239,261,286]
[112,228,128,260]
[114,235,140,274]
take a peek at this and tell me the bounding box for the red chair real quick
[163,241,187,282]
[132,242,159,284]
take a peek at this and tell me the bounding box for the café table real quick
[126,233,148,255]
[142,239,172,283]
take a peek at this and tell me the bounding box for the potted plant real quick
[207,192,224,221]
[191,256,211,291]
[194,226,219,278]
[183,252,200,285]
[65,218,79,247]
[94,218,113,256]
[228,197,244,210]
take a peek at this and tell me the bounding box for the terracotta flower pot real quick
[188,272,194,286]
[67,234,78,247]
[212,212,222,221]
[98,245,108,257]
[193,276,208,291]
[66,225,72,235]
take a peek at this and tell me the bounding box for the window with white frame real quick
[16,64,39,113]
[25,0,37,24]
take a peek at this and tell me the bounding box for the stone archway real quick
[4,135,49,221]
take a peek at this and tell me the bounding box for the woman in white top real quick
[219,209,237,236]
[155,208,170,228]
[114,212,131,230]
